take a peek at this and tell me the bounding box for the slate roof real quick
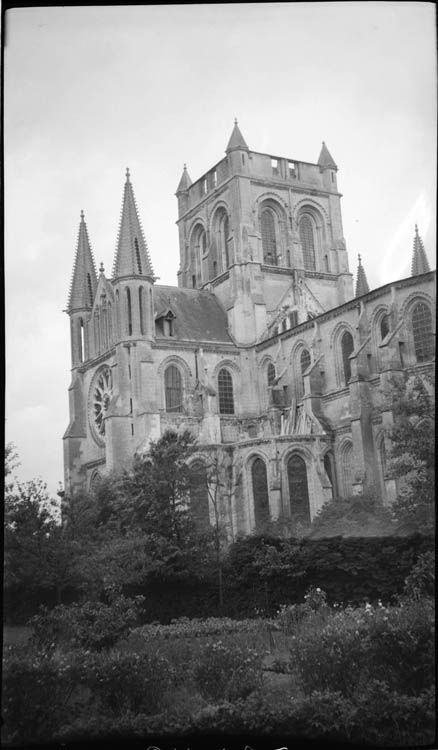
[154,286,233,343]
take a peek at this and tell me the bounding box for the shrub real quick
[29,593,144,652]
[84,650,172,715]
[403,549,435,600]
[2,647,85,744]
[193,641,263,702]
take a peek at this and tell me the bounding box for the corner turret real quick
[411,225,430,276]
[355,254,370,297]
[66,211,98,366]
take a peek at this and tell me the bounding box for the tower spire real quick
[176,163,192,194]
[112,168,154,280]
[355,253,370,297]
[411,224,430,276]
[317,141,337,169]
[226,117,249,153]
[67,211,98,311]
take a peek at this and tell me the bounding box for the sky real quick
[4,2,436,497]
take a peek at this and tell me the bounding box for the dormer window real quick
[288,161,296,178]
[271,158,279,176]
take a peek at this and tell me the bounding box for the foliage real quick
[388,374,435,534]
[403,549,435,600]
[29,593,145,652]
[126,615,270,641]
[309,490,395,538]
[193,640,263,702]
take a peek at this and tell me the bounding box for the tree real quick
[387,374,435,534]
[308,490,395,539]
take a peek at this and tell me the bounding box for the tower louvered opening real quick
[299,215,316,270]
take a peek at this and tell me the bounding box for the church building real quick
[63,121,435,537]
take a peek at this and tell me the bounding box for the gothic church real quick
[64,121,435,537]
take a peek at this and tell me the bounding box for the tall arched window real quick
[218,368,234,414]
[341,331,354,385]
[252,458,270,530]
[94,312,100,354]
[164,365,183,413]
[126,287,132,336]
[299,215,316,270]
[342,443,354,497]
[190,461,210,529]
[267,362,276,386]
[260,208,278,265]
[287,454,311,525]
[412,302,434,362]
[380,314,389,340]
[107,302,113,345]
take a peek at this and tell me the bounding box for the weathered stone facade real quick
[64,123,435,538]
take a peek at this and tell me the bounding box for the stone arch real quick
[188,220,208,287]
[370,304,391,370]
[284,449,311,526]
[89,469,102,494]
[158,355,192,412]
[248,453,271,531]
[256,195,289,266]
[322,447,337,499]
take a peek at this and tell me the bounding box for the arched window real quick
[380,314,389,341]
[126,287,132,336]
[287,454,311,525]
[341,331,354,385]
[134,238,142,274]
[342,443,354,497]
[252,458,270,530]
[164,365,183,413]
[260,208,278,265]
[139,287,144,336]
[94,312,100,354]
[89,470,102,494]
[190,461,210,529]
[412,302,434,362]
[218,368,234,414]
[299,215,316,270]
[267,362,276,386]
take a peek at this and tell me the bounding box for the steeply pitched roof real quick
[176,164,192,194]
[411,224,430,276]
[112,169,154,280]
[226,118,249,153]
[355,253,370,297]
[154,286,233,343]
[67,211,98,311]
[317,141,337,169]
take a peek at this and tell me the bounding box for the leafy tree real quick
[387,375,435,534]
[309,490,395,539]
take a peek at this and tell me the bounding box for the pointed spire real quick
[355,253,370,297]
[226,117,249,153]
[176,163,192,194]
[411,224,430,276]
[317,141,337,169]
[67,211,98,311]
[112,169,154,280]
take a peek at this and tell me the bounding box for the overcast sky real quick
[5,2,436,497]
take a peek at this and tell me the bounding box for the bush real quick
[2,646,86,744]
[193,641,263,702]
[85,650,172,715]
[29,593,144,652]
[403,549,435,600]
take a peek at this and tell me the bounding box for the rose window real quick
[92,367,113,437]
